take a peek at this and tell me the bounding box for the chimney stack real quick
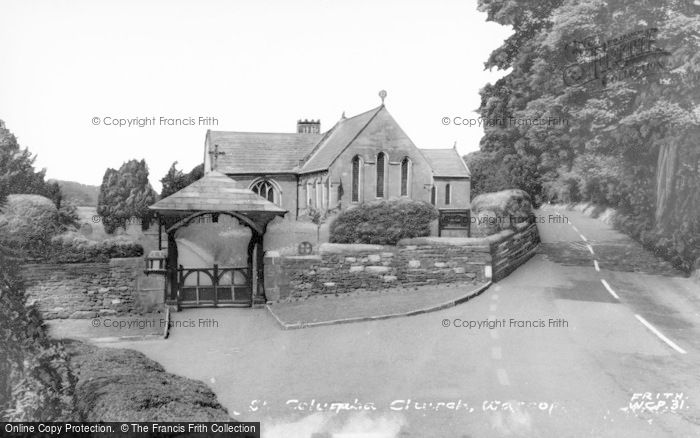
[297,119,320,134]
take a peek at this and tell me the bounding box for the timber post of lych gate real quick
[252,228,267,307]
[166,229,179,309]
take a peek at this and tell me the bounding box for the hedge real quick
[0,195,142,263]
[44,232,143,263]
[0,253,77,421]
[329,199,438,245]
[6,232,144,263]
[67,342,234,421]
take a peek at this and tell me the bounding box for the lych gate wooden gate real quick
[147,171,288,310]
[178,264,252,307]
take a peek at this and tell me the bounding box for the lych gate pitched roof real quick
[208,132,321,174]
[420,148,471,178]
[299,105,384,173]
[149,171,286,214]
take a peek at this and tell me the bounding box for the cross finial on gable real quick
[208,144,226,170]
[378,90,387,105]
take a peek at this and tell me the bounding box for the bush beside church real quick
[329,199,438,245]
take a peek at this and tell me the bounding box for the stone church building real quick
[202,99,471,219]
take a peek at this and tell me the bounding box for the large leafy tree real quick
[160,162,204,198]
[475,0,700,270]
[0,123,58,205]
[0,122,78,252]
[97,159,157,233]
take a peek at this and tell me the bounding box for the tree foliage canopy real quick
[471,0,700,271]
[97,159,157,234]
[159,162,204,199]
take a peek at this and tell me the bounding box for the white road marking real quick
[579,234,588,242]
[491,294,499,300]
[490,330,499,340]
[600,279,620,300]
[496,368,510,386]
[572,225,579,232]
[491,346,502,360]
[635,314,687,354]
[489,303,498,311]
[586,244,595,255]
[594,260,600,271]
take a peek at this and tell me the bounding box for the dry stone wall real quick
[489,221,540,281]
[264,221,540,302]
[264,242,490,302]
[21,257,151,319]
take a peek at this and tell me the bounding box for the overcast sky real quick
[0,0,510,191]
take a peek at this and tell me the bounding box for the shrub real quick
[329,199,438,245]
[56,201,80,231]
[471,189,534,236]
[44,232,143,263]
[0,194,60,253]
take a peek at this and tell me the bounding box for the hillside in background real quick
[49,180,99,207]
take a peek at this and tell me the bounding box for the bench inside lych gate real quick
[178,264,252,307]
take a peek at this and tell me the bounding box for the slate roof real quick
[420,148,471,178]
[208,132,321,174]
[299,105,384,173]
[203,105,469,178]
[149,171,286,214]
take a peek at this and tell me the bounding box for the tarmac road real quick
[111,207,700,437]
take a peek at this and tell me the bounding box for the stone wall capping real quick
[397,237,491,250]
[108,257,143,267]
[319,243,388,254]
[282,255,323,261]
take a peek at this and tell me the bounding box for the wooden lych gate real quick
[148,172,286,309]
[177,265,251,307]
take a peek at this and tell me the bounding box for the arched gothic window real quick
[430,185,436,205]
[445,183,452,205]
[251,179,278,204]
[351,155,362,203]
[401,157,411,196]
[376,152,386,198]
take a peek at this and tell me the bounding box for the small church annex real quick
[203,94,471,219]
